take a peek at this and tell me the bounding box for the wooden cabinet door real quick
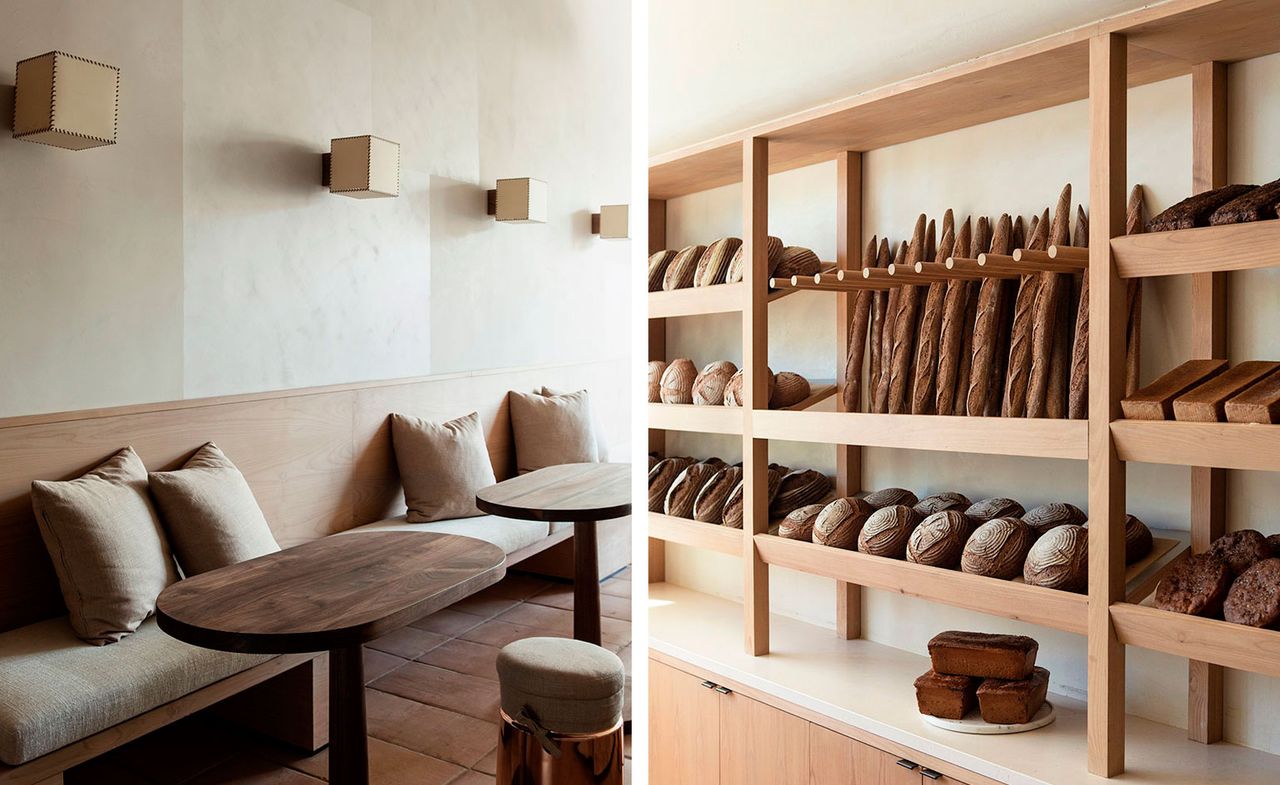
[650,659,721,785]
[719,687,809,785]
[809,724,922,784]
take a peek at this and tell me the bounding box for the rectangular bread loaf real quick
[913,669,978,720]
[927,630,1038,680]
[1120,359,1228,420]
[977,666,1050,725]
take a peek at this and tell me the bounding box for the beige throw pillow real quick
[148,443,280,576]
[30,447,179,645]
[509,388,600,474]
[391,412,497,522]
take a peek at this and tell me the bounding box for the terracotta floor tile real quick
[484,572,555,600]
[186,754,323,784]
[447,593,522,619]
[370,662,500,721]
[365,688,497,768]
[366,625,449,659]
[260,737,461,785]
[460,617,568,648]
[452,772,496,785]
[527,582,574,607]
[363,646,410,683]
[600,576,631,599]
[496,603,630,644]
[416,637,502,681]
[528,588,630,621]
[409,608,488,637]
[473,746,498,775]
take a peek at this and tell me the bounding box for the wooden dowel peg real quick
[946,257,1018,280]
[1047,244,1090,263]
[1013,247,1088,271]
[976,253,1027,276]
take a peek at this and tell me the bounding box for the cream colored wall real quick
[660,56,1280,753]
[0,0,629,416]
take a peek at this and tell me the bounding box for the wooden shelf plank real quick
[1111,419,1280,472]
[648,402,744,435]
[1111,602,1280,679]
[1111,220,1280,278]
[754,534,1089,634]
[649,513,743,556]
[649,283,743,319]
[752,410,1088,459]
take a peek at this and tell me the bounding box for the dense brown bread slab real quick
[1210,178,1280,225]
[1208,530,1272,577]
[1155,553,1232,616]
[1147,183,1257,231]
[927,631,1039,680]
[857,504,921,557]
[1120,359,1229,420]
[912,220,955,414]
[1173,361,1280,422]
[914,670,979,720]
[1224,367,1280,423]
[961,517,1034,579]
[868,238,892,407]
[966,214,1011,417]
[842,237,880,412]
[936,217,974,415]
[648,250,677,292]
[813,497,874,550]
[1027,186,1073,418]
[1068,206,1091,419]
[1003,208,1049,417]
[1223,558,1280,627]
[977,667,1050,724]
[888,215,929,413]
[873,241,908,412]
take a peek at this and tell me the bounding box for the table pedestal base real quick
[329,644,368,785]
[573,521,602,645]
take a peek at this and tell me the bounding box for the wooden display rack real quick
[647,0,1280,777]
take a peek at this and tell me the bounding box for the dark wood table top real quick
[156,532,505,654]
[475,462,631,522]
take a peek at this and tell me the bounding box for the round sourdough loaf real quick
[1023,524,1088,592]
[857,504,919,558]
[692,361,737,406]
[693,466,742,523]
[1155,552,1231,616]
[812,497,873,549]
[913,491,971,517]
[1022,502,1086,537]
[962,517,1034,579]
[722,465,788,528]
[769,372,810,409]
[647,360,668,403]
[648,457,694,513]
[966,497,1025,523]
[723,368,776,406]
[664,460,724,519]
[779,503,825,541]
[694,237,742,287]
[1208,529,1271,576]
[907,510,974,568]
[659,359,697,404]
[648,249,677,292]
[864,487,918,509]
[769,469,831,519]
[726,235,784,283]
[1124,514,1154,565]
[1223,558,1280,627]
[772,246,821,281]
[662,245,705,290]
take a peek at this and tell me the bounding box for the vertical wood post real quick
[1087,32,1128,778]
[649,198,668,584]
[1188,60,1228,744]
[835,151,864,639]
[743,136,771,655]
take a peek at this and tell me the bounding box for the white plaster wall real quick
[658,50,1280,752]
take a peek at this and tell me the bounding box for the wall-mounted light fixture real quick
[591,204,629,239]
[321,135,400,198]
[13,51,119,150]
[486,177,547,223]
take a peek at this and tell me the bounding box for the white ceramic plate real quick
[922,701,1056,735]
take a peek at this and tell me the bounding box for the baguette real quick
[1068,205,1091,419]
[1003,208,1049,417]
[912,214,955,414]
[965,214,1011,416]
[1027,185,1072,418]
[867,238,892,408]
[873,241,907,412]
[888,215,928,413]
[842,237,879,412]
[936,216,973,415]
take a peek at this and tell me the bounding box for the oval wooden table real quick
[156,532,505,785]
[476,462,630,646]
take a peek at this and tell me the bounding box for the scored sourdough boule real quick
[1223,558,1280,627]
[723,367,776,407]
[1155,552,1232,616]
[928,631,1039,680]
[965,497,1025,523]
[648,456,695,512]
[664,460,725,519]
[772,246,821,282]
[1023,524,1088,592]
[662,244,707,290]
[693,466,743,524]
[659,358,698,404]
[961,517,1034,579]
[1147,183,1256,231]
[863,487,918,509]
[906,510,975,568]
[726,235,784,283]
[694,237,743,287]
[812,497,874,550]
[770,469,832,518]
[1208,529,1272,576]
[648,249,677,292]
[1125,514,1154,565]
[647,360,668,403]
[779,503,825,541]
[857,504,920,558]
[692,361,737,406]
[721,466,788,528]
[913,491,971,517]
[770,372,811,409]
[1022,502,1087,538]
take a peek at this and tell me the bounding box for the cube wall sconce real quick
[591,204,629,239]
[13,51,119,150]
[321,135,400,198]
[486,177,547,223]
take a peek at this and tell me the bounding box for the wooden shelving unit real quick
[647,0,1280,777]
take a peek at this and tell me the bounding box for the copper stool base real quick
[496,710,624,785]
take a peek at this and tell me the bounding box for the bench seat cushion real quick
[345,514,551,555]
[0,616,268,765]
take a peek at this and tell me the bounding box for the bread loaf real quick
[647,360,668,403]
[779,503,825,541]
[648,456,695,512]
[914,492,971,517]
[659,358,697,404]
[773,246,821,281]
[928,631,1038,680]
[664,461,724,519]
[961,518,1034,579]
[1208,529,1271,576]
[694,237,743,287]
[812,497,873,550]
[1022,502,1086,538]
[1003,208,1049,417]
[914,670,979,720]
[726,235,784,283]
[693,466,743,523]
[769,372,811,409]
[1269,533,1280,558]
[692,361,737,406]
[977,667,1049,725]
[1124,514,1153,565]
[936,216,974,416]
[887,215,929,413]
[1223,558,1280,627]
[906,510,974,568]
[863,487,918,509]
[1155,553,1231,616]
[723,368,775,407]
[770,469,832,518]
[721,466,787,528]
[1148,184,1256,231]
[857,504,919,558]
[965,497,1025,523]
[648,250,677,292]
[1023,524,1088,592]
[965,214,1012,417]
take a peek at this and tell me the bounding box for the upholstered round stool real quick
[496,637,626,785]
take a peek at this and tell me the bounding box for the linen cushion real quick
[0,616,267,765]
[498,637,626,734]
[344,514,550,556]
[540,386,611,461]
[30,447,179,645]
[509,389,599,474]
[391,412,496,523]
[148,442,281,576]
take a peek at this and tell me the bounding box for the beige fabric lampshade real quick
[13,51,119,150]
[495,177,548,223]
[598,204,629,238]
[329,134,400,198]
